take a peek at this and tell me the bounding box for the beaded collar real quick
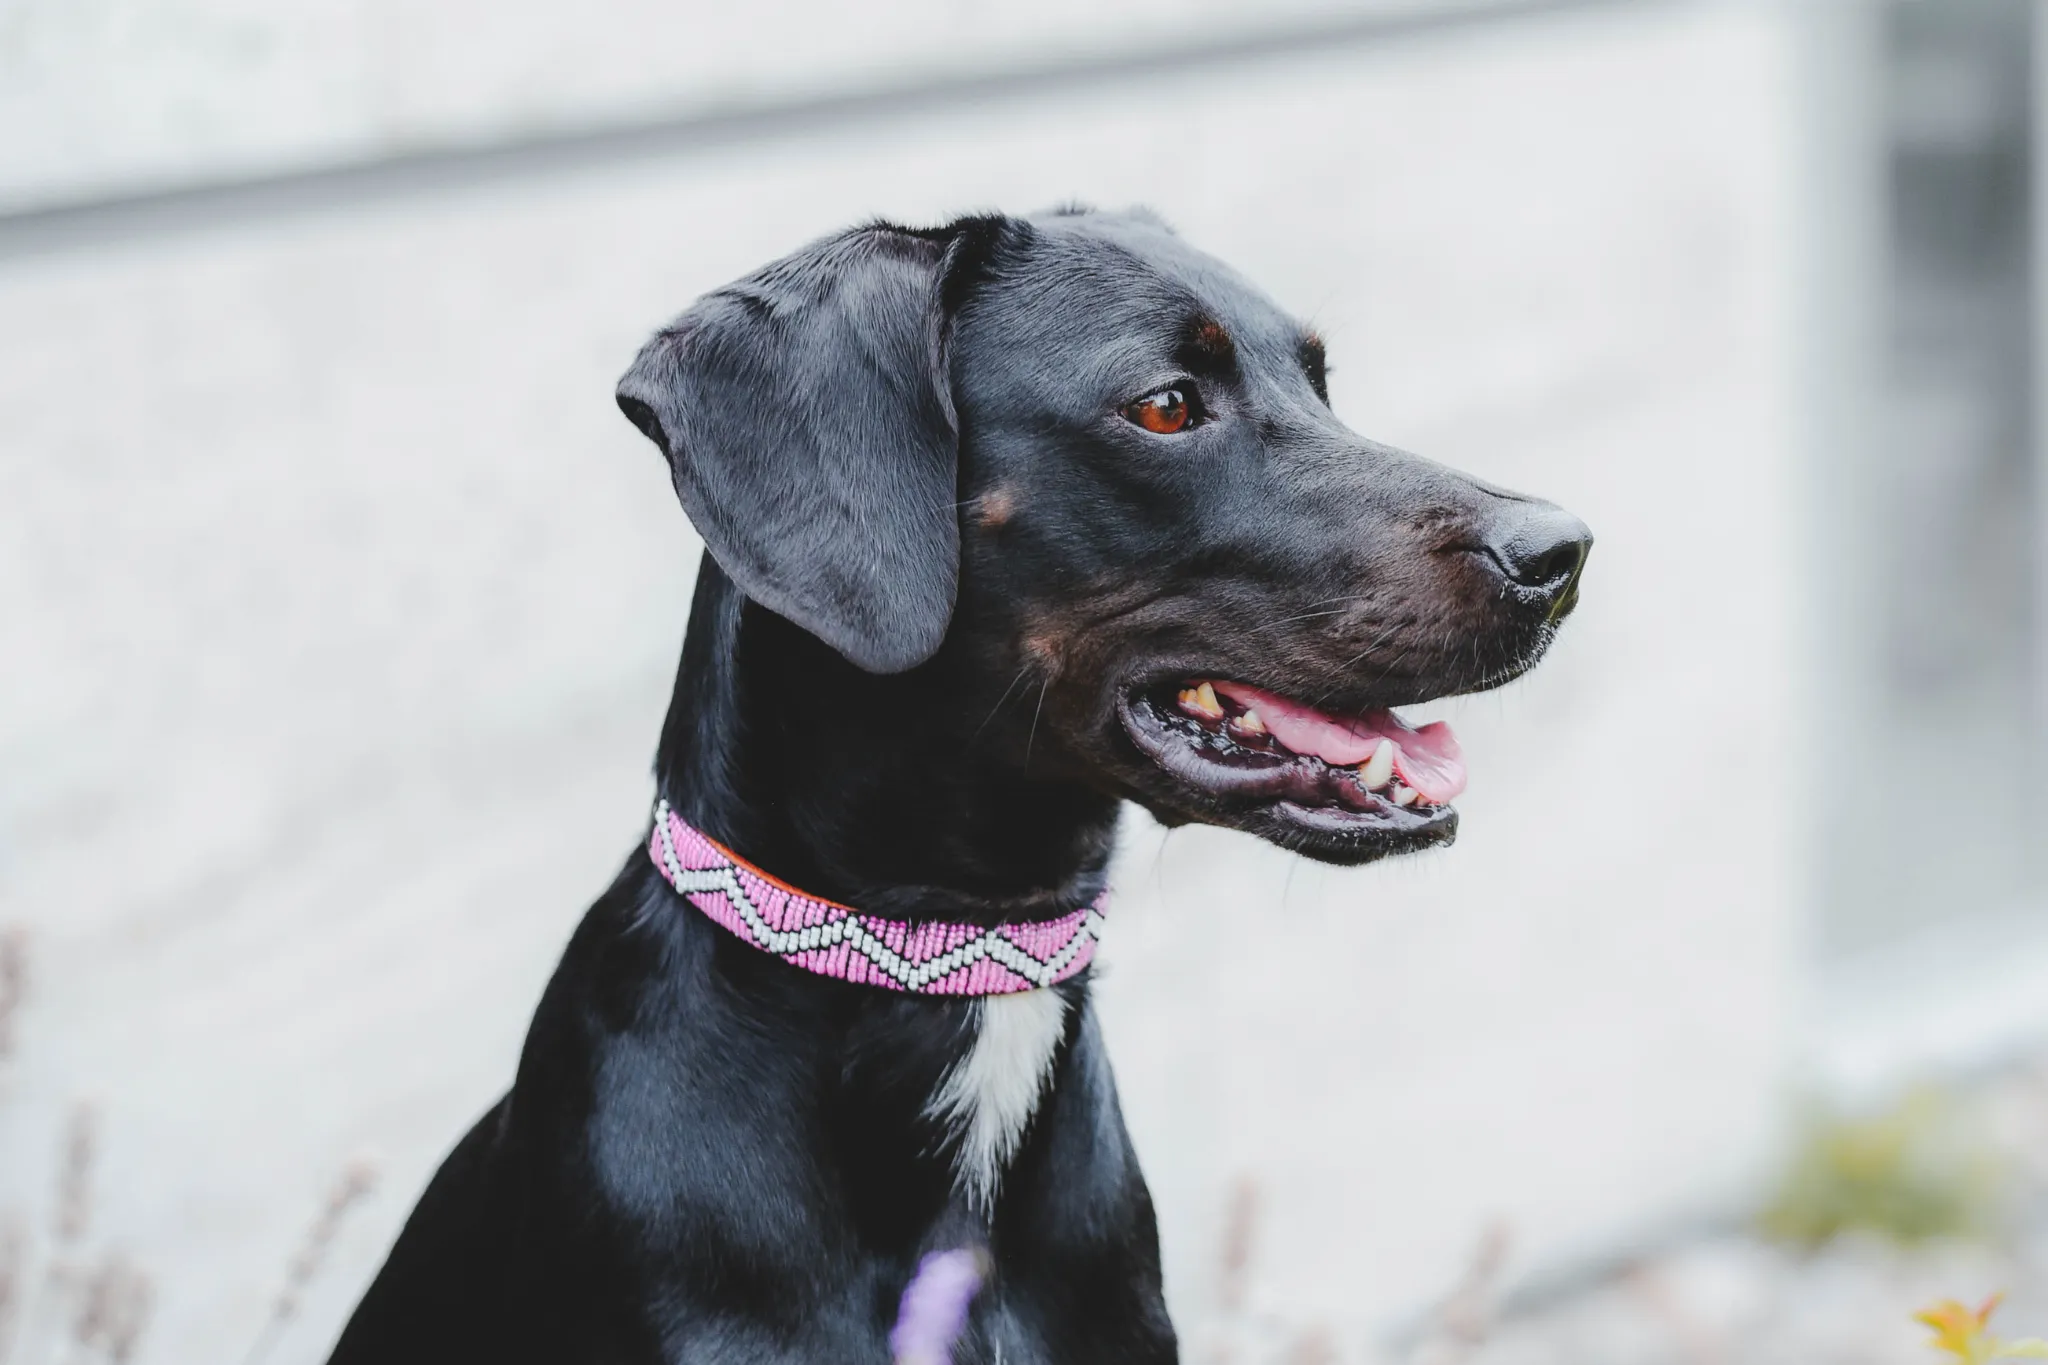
[648,800,1107,995]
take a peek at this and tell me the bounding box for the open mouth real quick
[1117,677,1464,852]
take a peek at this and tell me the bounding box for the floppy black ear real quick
[617,223,970,674]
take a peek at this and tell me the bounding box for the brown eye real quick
[1124,387,1193,435]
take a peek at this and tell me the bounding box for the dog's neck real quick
[653,557,1121,927]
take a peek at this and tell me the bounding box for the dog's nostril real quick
[1485,506,1594,597]
[1523,540,1585,588]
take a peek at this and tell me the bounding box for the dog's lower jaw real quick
[926,987,1073,1212]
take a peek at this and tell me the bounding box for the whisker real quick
[1024,679,1050,769]
[970,666,1033,744]
[1257,607,1352,630]
[1309,619,1406,707]
[1261,594,1372,630]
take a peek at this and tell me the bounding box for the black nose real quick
[1485,504,1592,617]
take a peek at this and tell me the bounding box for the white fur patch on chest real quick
[925,988,1070,1212]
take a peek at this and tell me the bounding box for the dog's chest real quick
[926,989,1070,1209]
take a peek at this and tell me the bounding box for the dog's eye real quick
[1124,387,1196,435]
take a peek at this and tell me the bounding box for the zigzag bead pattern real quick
[648,800,1107,995]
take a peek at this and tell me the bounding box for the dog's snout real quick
[1482,504,1593,616]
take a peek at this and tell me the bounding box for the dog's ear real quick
[617,223,978,674]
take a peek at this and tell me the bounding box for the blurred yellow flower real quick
[1915,1294,2048,1363]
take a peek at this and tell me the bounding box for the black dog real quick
[328,207,1589,1364]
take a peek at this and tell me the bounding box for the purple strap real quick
[648,800,1106,995]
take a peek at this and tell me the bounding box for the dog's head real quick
[619,210,1589,867]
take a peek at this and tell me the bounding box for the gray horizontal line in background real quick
[0,0,1650,259]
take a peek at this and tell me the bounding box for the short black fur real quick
[329,208,1589,1363]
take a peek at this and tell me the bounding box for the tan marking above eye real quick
[1125,388,1192,435]
[1192,320,1234,361]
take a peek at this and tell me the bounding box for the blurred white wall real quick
[0,3,1804,1361]
[0,0,1545,213]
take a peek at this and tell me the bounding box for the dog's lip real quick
[1113,681,1459,842]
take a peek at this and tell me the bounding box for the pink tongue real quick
[1211,681,1467,803]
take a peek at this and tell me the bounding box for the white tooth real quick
[1392,785,1418,806]
[1361,738,1395,790]
[1235,707,1267,736]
